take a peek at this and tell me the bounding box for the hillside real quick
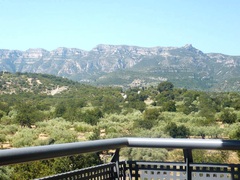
[0,44,240,91]
[0,72,77,95]
[1,73,240,178]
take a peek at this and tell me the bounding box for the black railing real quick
[1,138,240,179]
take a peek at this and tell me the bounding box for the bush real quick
[0,167,12,180]
[74,122,93,132]
[0,116,15,125]
[11,128,38,147]
[0,124,18,135]
[190,114,214,126]
[192,150,229,163]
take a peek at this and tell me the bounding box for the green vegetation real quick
[11,153,101,179]
[1,72,240,178]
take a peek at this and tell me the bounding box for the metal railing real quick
[1,138,240,179]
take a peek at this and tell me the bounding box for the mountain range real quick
[0,44,240,91]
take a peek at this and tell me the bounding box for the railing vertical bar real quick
[135,162,138,180]
[184,149,193,180]
[110,148,120,179]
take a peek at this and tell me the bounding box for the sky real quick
[0,0,239,55]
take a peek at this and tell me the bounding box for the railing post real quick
[183,149,193,180]
[111,148,120,179]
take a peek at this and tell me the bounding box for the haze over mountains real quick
[0,44,240,91]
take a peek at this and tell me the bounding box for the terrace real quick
[1,138,240,180]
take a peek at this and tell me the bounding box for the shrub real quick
[74,122,93,132]
[192,150,229,163]
[11,128,38,147]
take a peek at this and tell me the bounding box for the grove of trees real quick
[0,73,240,179]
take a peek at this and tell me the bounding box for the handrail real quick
[127,138,240,149]
[1,138,240,166]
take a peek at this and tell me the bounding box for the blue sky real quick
[0,0,239,55]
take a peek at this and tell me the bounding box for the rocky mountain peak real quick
[182,44,204,55]
[26,48,47,52]
[183,44,193,49]
[24,48,49,58]
[50,47,87,57]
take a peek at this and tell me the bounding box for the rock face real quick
[0,44,240,91]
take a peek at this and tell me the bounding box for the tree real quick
[197,94,216,124]
[165,122,178,137]
[165,122,190,138]
[11,154,102,179]
[180,91,199,114]
[162,101,176,112]
[15,102,43,127]
[0,110,4,119]
[80,108,103,125]
[134,108,161,129]
[198,106,215,125]
[220,109,237,124]
[229,125,240,158]
[157,81,174,93]
[126,100,146,112]
[11,160,54,179]
[63,106,77,123]
[233,99,240,110]
[55,102,67,117]
[135,118,155,130]
[181,102,197,115]
[143,108,161,121]
[156,90,175,103]
[176,125,190,138]
[0,102,10,114]
[52,153,102,174]
[230,124,240,140]
[102,96,121,114]
[126,89,148,102]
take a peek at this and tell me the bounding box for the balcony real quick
[1,138,240,180]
